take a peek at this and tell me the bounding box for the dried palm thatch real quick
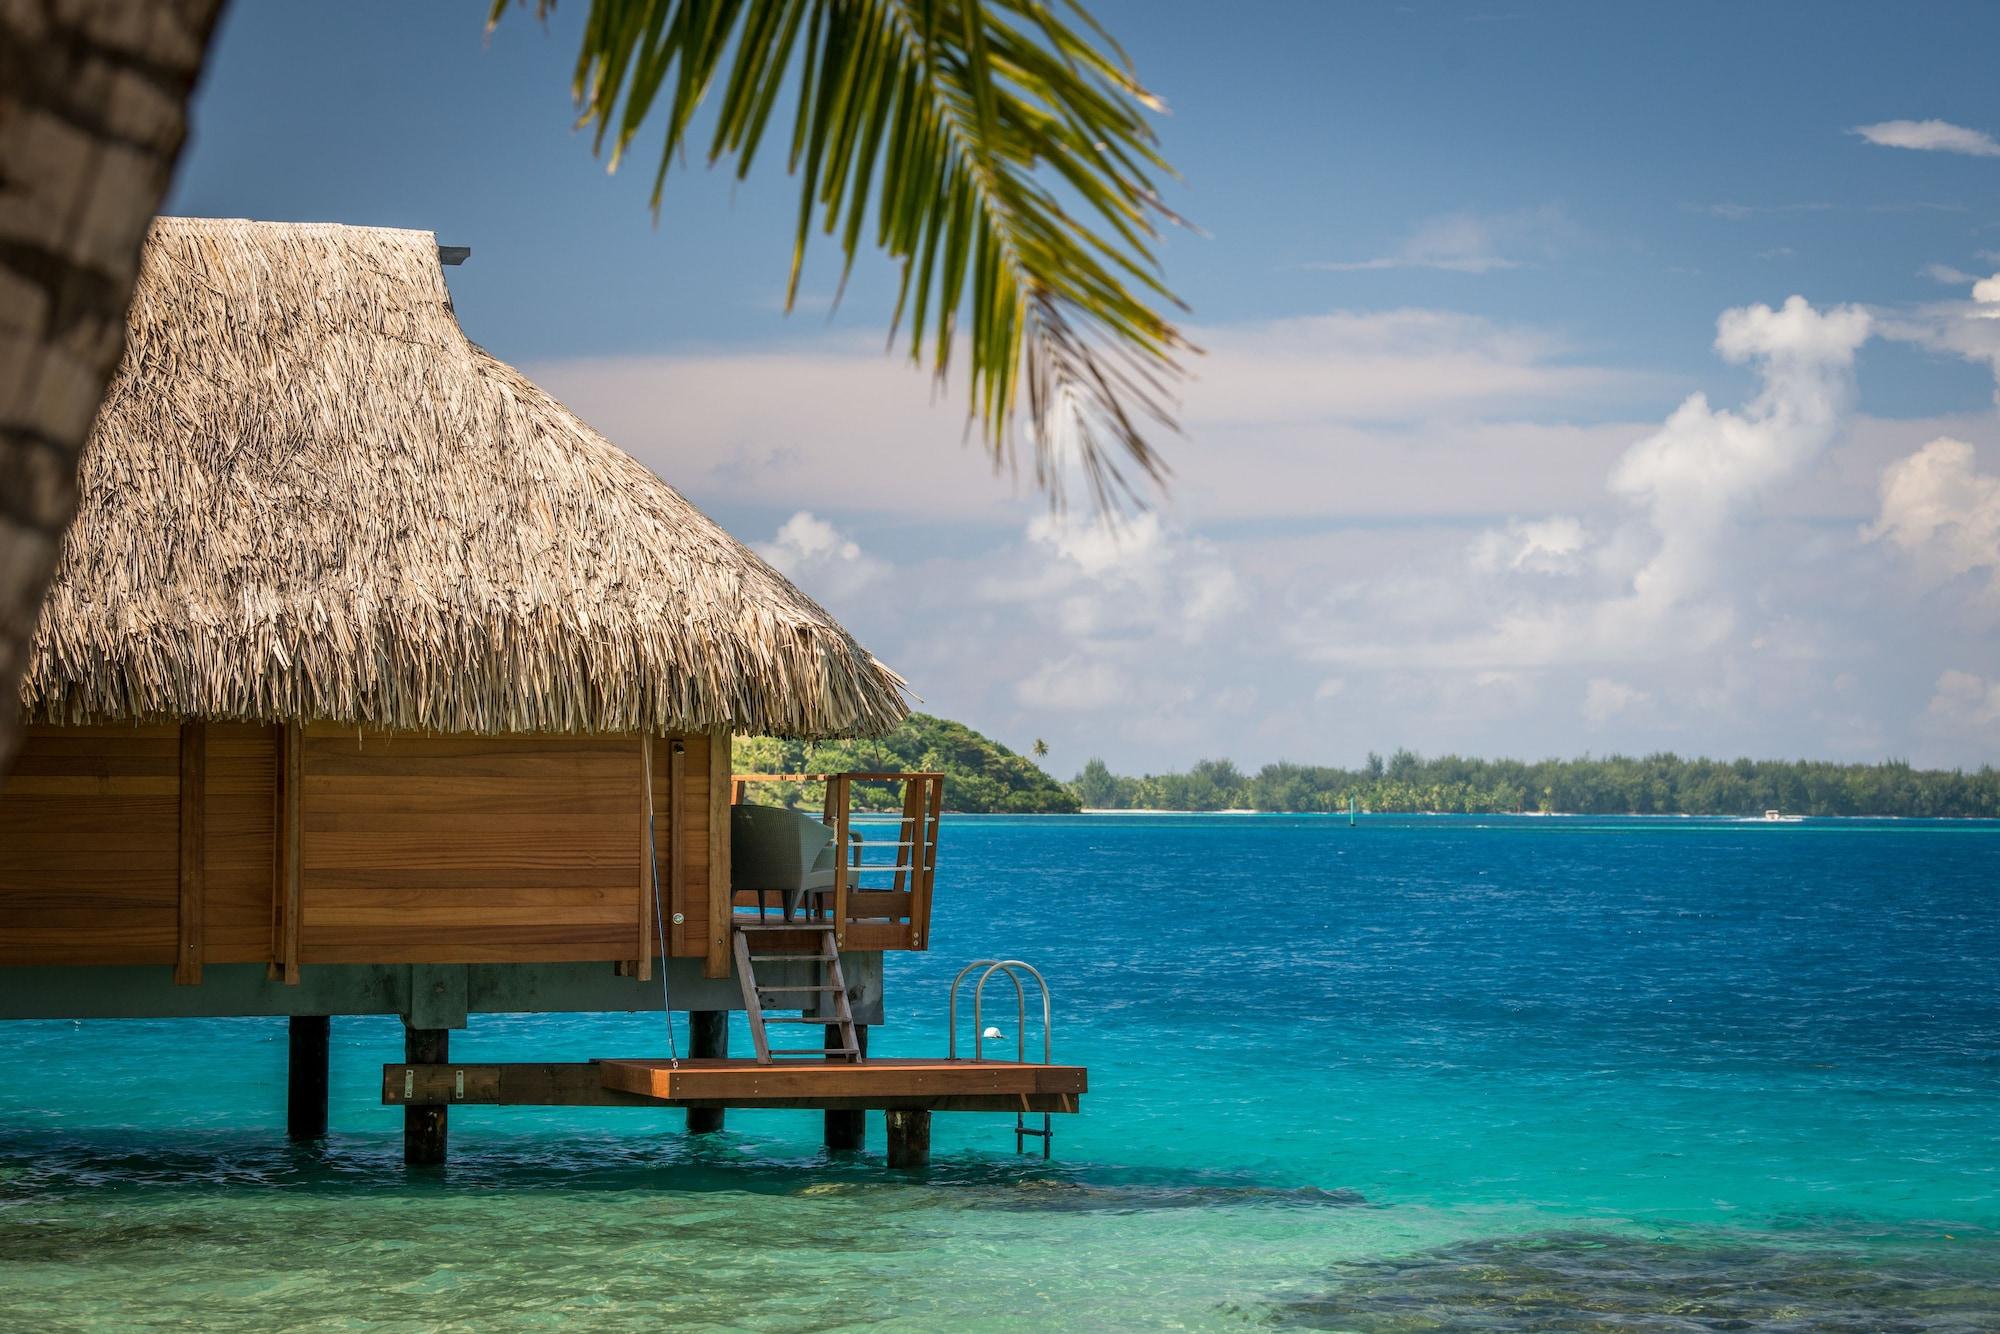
[21,217,908,738]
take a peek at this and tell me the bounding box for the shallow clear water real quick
[2,814,1997,1329]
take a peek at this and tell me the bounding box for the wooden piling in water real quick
[824,1023,868,1151]
[884,1108,930,1168]
[686,1010,727,1134]
[403,1025,448,1165]
[287,1015,329,1140]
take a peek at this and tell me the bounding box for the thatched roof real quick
[22,217,908,737]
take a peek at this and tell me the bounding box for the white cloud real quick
[1866,437,2000,594]
[1025,511,1164,578]
[1695,201,1835,221]
[1695,200,1962,221]
[1213,685,1259,715]
[1289,297,1873,694]
[1469,516,1589,575]
[1608,296,1870,612]
[1923,670,2000,742]
[755,511,888,603]
[991,512,1241,646]
[1922,262,1977,285]
[1853,118,2000,157]
[1877,268,2000,410]
[1015,657,1127,711]
[1582,678,1650,724]
[532,305,1655,525]
[1184,308,1641,427]
[530,291,1984,774]
[1311,205,1573,274]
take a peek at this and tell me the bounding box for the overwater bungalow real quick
[0,218,1082,1167]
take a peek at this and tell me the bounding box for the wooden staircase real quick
[731,922,861,1064]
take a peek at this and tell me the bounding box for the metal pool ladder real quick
[949,959,1056,1158]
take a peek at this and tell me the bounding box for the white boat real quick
[1761,809,1804,823]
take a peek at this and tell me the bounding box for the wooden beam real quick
[384,1061,656,1108]
[704,730,732,980]
[909,775,941,951]
[600,1057,1086,1102]
[633,733,653,980]
[175,721,207,984]
[831,773,850,948]
[663,738,684,978]
[269,722,301,985]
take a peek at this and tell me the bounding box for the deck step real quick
[733,925,860,1067]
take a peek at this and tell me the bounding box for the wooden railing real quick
[730,772,944,951]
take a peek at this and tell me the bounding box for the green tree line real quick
[1071,750,2000,818]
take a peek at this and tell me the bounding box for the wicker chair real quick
[730,805,840,921]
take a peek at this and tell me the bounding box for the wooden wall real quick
[0,725,179,964]
[206,723,279,963]
[0,722,725,976]
[653,731,734,978]
[300,728,645,965]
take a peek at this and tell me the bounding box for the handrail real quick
[733,771,944,783]
[947,958,1053,1064]
[730,770,944,952]
[946,958,1057,1159]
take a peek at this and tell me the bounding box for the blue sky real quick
[169,2,2000,772]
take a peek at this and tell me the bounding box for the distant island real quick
[1074,751,2000,819]
[742,717,1999,819]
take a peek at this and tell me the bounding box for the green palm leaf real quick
[494,0,1191,508]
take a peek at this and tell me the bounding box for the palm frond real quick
[494,0,1192,509]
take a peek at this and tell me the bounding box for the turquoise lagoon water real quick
[1,814,1997,1329]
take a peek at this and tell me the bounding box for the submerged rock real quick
[1268,1228,2000,1332]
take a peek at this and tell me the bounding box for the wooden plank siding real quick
[175,722,206,983]
[0,724,180,964]
[271,723,302,982]
[632,732,655,979]
[0,724,728,972]
[705,731,731,978]
[298,728,642,965]
[656,732,715,966]
[203,723,279,963]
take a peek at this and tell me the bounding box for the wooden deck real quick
[382,1057,1085,1113]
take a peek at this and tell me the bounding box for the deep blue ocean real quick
[2,814,1996,1329]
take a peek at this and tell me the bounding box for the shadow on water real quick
[0,1126,1368,1216]
[1262,1226,2000,1333]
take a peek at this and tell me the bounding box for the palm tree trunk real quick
[0,0,224,772]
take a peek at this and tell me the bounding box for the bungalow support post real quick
[687,1010,727,1133]
[287,1015,330,1140]
[825,1023,869,1151]
[885,1108,930,1169]
[404,1024,448,1166]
